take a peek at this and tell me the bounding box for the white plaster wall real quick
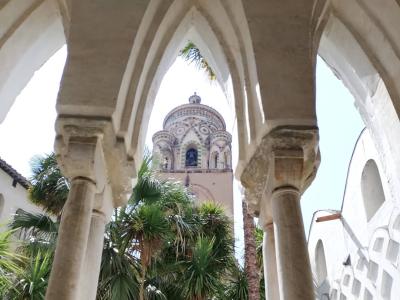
[308,129,400,299]
[0,170,42,228]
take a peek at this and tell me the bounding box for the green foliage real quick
[0,229,25,298]
[13,251,52,300]
[224,265,248,300]
[179,41,216,81]
[181,236,222,300]
[29,153,69,216]
[2,152,237,299]
[254,226,264,269]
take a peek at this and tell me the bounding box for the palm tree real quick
[179,41,216,81]
[12,251,52,299]
[0,229,25,298]
[242,199,260,300]
[225,265,248,300]
[181,236,222,300]
[97,209,140,300]
[29,153,69,217]
[5,152,236,299]
[9,210,58,256]
[180,41,262,298]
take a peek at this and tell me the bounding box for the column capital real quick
[240,126,320,218]
[54,116,135,207]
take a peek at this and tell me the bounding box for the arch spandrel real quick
[241,0,318,127]
[56,1,149,118]
[0,0,65,123]
[120,2,251,169]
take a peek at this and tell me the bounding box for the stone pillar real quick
[80,184,114,300]
[46,177,96,299]
[80,212,108,299]
[241,126,320,300]
[263,224,280,300]
[272,187,313,299]
[45,127,115,300]
[241,188,260,300]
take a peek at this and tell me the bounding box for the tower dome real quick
[151,93,234,218]
[188,92,201,104]
[152,94,232,171]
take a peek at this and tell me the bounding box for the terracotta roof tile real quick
[0,157,30,189]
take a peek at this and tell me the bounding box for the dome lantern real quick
[188,92,201,104]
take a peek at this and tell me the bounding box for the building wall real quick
[308,129,400,299]
[0,169,42,228]
[153,96,234,218]
[158,170,234,218]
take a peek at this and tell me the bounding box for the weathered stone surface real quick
[240,126,320,222]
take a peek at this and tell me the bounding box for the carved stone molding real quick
[241,126,320,220]
[55,117,135,208]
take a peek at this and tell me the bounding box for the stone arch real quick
[181,141,202,169]
[185,147,198,167]
[190,183,215,203]
[0,0,66,123]
[210,151,219,169]
[117,2,263,171]
[361,159,386,221]
[160,149,173,170]
[222,149,231,169]
[316,1,400,197]
[315,239,328,285]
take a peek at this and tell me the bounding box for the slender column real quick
[241,194,260,300]
[241,127,319,300]
[263,224,280,300]
[271,187,313,300]
[80,211,108,299]
[46,178,96,300]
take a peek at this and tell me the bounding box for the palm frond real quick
[224,265,248,300]
[29,153,69,216]
[181,236,223,299]
[13,251,52,299]
[179,41,216,81]
[0,229,25,297]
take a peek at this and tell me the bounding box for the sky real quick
[0,45,364,248]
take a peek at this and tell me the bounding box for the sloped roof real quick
[0,157,30,189]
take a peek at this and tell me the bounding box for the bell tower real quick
[152,94,233,217]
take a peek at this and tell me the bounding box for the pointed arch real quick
[361,159,386,221]
[115,1,252,173]
[315,239,328,285]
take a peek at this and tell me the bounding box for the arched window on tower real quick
[163,157,169,170]
[361,159,385,221]
[211,151,219,169]
[185,148,198,167]
[315,239,328,285]
[224,151,231,169]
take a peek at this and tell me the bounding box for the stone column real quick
[46,131,111,300]
[241,188,260,300]
[46,177,96,299]
[263,224,280,300]
[241,126,319,300]
[272,187,313,300]
[80,212,108,299]
[80,185,114,300]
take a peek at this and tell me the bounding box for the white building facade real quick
[308,129,400,300]
[0,158,42,227]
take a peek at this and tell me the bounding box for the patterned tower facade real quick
[152,94,233,217]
